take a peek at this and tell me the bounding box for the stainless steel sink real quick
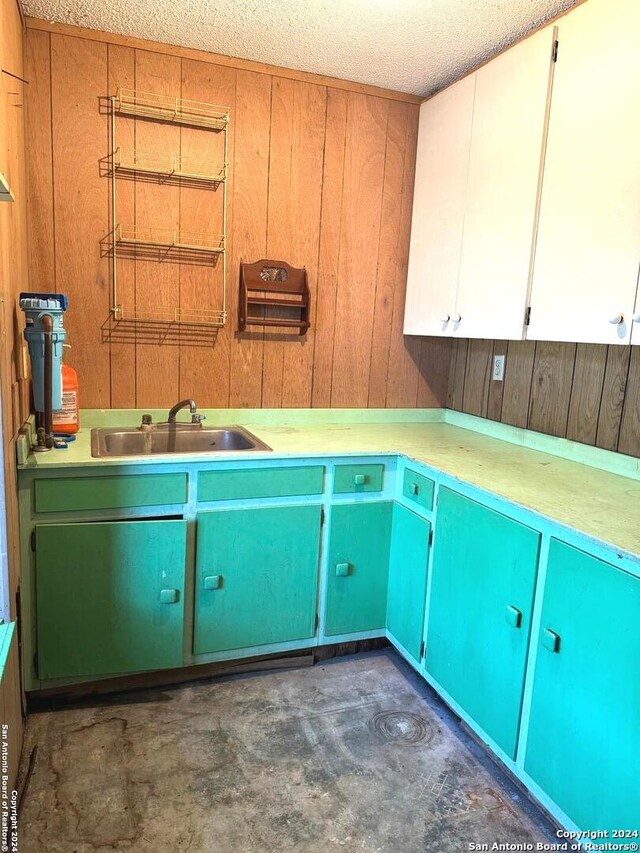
[91,425,271,457]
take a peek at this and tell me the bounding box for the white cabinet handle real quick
[633,312,640,323]
[608,313,624,325]
[451,314,461,323]
[439,314,450,323]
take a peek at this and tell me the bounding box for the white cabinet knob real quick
[633,312,640,323]
[608,313,624,324]
[439,314,450,323]
[451,314,462,323]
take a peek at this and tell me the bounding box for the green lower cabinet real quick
[325,502,392,636]
[387,504,430,662]
[425,488,540,758]
[524,540,640,833]
[194,505,322,654]
[36,520,187,679]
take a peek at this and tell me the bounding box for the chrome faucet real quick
[167,399,204,425]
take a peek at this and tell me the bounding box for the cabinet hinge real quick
[320,507,326,526]
[524,306,531,326]
[314,613,320,631]
[419,640,425,659]
[552,39,559,62]
[30,530,36,552]
[33,652,38,677]
[428,529,433,547]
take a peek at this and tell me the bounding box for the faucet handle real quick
[191,413,206,424]
[141,413,153,425]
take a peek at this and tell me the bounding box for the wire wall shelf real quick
[113,147,225,185]
[113,88,229,130]
[109,89,229,327]
[113,304,227,327]
[115,225,225,254]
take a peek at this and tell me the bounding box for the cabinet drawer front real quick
[34,473,187,514]
[198,466,324,502]
[333,464,384,494]
[402,468,435,511]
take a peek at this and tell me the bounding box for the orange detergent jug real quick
[52,362,80,434]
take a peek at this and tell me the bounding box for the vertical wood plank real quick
[528,341,577,436]
[312,88,347,408]
[262,79,325,408]
[229,70,272,407]
[107,43,136,407]
[179,60,236,407]
[368,100,403,406]
[24,29,55,292]
[51,34,110,407]
[387,104,430,407]
[566,343,608,445]
[462,339,493,417]
[260,77,294,408]
[133,50,181,408]
[618,347,640,457]
[279,81,327,408]
[330,93,389,407]
[447,338,468,411]
[487,340,508,421]
[416,338,452,407]
[596,345,631,451]
[501,340,535,428]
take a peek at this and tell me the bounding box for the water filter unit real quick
[19,293,68,412]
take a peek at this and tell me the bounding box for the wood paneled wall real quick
[1,0,29,608]
[448,339,640,458]
[1,0,27,786]
[24,22,451,410]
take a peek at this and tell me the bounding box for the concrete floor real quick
[19,651,555,852]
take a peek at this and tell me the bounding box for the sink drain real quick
[370,710,432,745]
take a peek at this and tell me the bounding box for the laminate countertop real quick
[18,408,640,561]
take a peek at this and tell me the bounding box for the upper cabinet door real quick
[454,27,556,340]
[527,0,640,345]
[403,75,475,336]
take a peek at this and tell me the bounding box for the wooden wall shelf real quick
[239,260,311,335]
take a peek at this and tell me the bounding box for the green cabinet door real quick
[194,505,322,655]
[325,502,392,636]
[524,540,640,833]
[387,504,430,662]
[426,488,540,758]
[36,520,187,679]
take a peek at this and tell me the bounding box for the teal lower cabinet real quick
[524,540,640,833]
[386,503,430,663]
[425,488,540,758]
[325,502,392,636]
[36,520,187,679]
[194,505,322,655]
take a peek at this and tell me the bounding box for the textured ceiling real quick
[23,0,581,96]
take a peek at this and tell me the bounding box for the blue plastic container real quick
[19,293,68,412]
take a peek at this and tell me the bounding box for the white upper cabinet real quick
[403,75,475,336]
[527,0,640,345]
[404,27,555,338]
[454,27,556,340]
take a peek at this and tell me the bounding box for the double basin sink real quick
[91,425,271,458]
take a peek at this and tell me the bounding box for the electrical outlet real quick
[493,354,505,381]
